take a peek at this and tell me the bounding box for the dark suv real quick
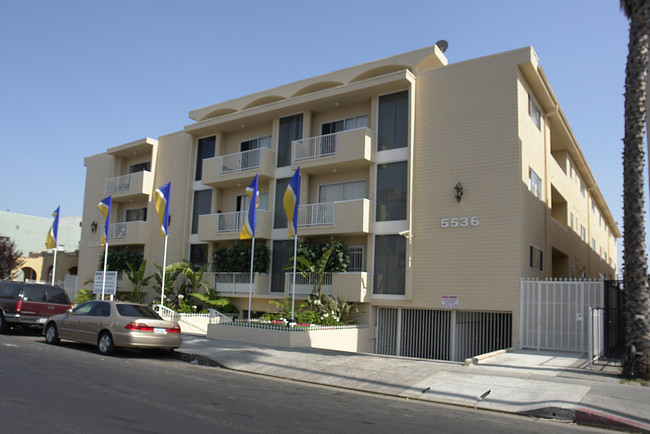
[0,281,71,333]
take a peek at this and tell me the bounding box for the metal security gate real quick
[375,307,512,362]
[520,278,604,353]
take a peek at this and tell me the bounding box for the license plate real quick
[154,328,167,334]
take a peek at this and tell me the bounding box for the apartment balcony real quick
[297,199,373,236]
[107,221,149,245]
[197,210,272,241]
[202,147,275,188]
[291,128,375,174]
[548,157,571,201]
[205,272,270,297]
[283,272,369,303]
[105,170,154,202]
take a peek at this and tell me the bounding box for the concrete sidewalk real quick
[176,335,650,432]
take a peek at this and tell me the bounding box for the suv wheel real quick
[0,313,8,334]
[97,331,115,356]
[44,323,60,344]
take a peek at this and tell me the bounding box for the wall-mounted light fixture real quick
[90,221,98,233]
[454,182,464,203]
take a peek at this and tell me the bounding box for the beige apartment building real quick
[78,44,619,360]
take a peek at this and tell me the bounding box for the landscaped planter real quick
[206,322,373,353]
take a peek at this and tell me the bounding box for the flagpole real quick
[159,234,168,314]
[51,243,58,286]
[291,234,298,320]
[247,237,255,321]
[101,242,108,300]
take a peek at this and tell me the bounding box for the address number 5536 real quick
[440,216,479,228]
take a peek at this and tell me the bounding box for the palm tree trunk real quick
[622,0,650,380]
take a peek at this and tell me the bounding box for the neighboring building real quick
[78,44,619,360]
[0,211,81,285]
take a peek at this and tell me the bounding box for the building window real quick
[271,240,293,293]
[274,178,290,229]
[529,245,543,271]
[195,136,215,181]
[238,192,269,212]
[241,135,271,152]
[321,115,368,135]
[278,114,303,168]
[190,244,208,268]
[580,178,586,197]
[581,225,586,241]
[528,93,541,129]
[569,159,575,179]
[373,234,406,295]
[129,161,151,173]
[377,161,407,221]
[570,212,574,230]
[347,245,365,272]
[318,180,366,202]
[529,169,542,200]
[191,189,212,234]
[592,238,597,251]
[378,91,408,151]
[125,207,147,222]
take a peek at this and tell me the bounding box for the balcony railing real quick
[298,202,335,227]
[214,273,254,293]
[221,148,265,174]
[216,211,247,233]
[105,173,133,193]
[286,272,333,295]
[293,133,337,161]
[108,222,128,239]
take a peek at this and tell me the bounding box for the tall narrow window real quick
[191,190,212,234]
[271,240,293,293]
[274,178,290,228]
[377,162,407,221]
[529,245,543,271]
[278,114,303,168]
[529,169,542,200]
[373,235,406,295]
[195,136,215,181]
[378,91,408,151]
[528,93,541,129]
[347,246,365,272]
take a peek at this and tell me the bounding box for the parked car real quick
[44,300,182,355]
[0,281,71,333]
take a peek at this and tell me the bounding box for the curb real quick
[575,408,650,433]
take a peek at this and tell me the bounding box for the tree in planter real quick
[212,242,270,273]
[0,238,23,280]
[98,250,144,273]
[152,262,182,309]
[124,259,152,303]
[288,247,334,303]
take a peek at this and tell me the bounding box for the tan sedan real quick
[44,300,182,355]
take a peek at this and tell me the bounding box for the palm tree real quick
[620,0,650,379]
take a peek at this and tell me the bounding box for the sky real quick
[0,1,634,263]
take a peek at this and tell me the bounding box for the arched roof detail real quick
[242,95,286,110]
[349,65,411,83]
[291,81,344,97]
[201,108,238,121]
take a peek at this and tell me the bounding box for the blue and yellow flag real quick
[154,182,171,237]
[283,167,300,238]
[240,174,259,240]
[45,206,60,249]
[97,196,112,246]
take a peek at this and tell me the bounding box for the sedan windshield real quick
[116,304,161,319]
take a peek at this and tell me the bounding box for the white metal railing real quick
[214,319,363,332]
[298,202,335,227]
[214,273,254,293]
[293,133,337,161]
[108,222,127,239]
[105,173,132,193]
[221,148,264,174]
[287,272,332,295]
[216,211,246,232]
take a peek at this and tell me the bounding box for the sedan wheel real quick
[45,323,60,344]
[97,331,115,356]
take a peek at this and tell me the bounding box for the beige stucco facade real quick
[77,45,619,356]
